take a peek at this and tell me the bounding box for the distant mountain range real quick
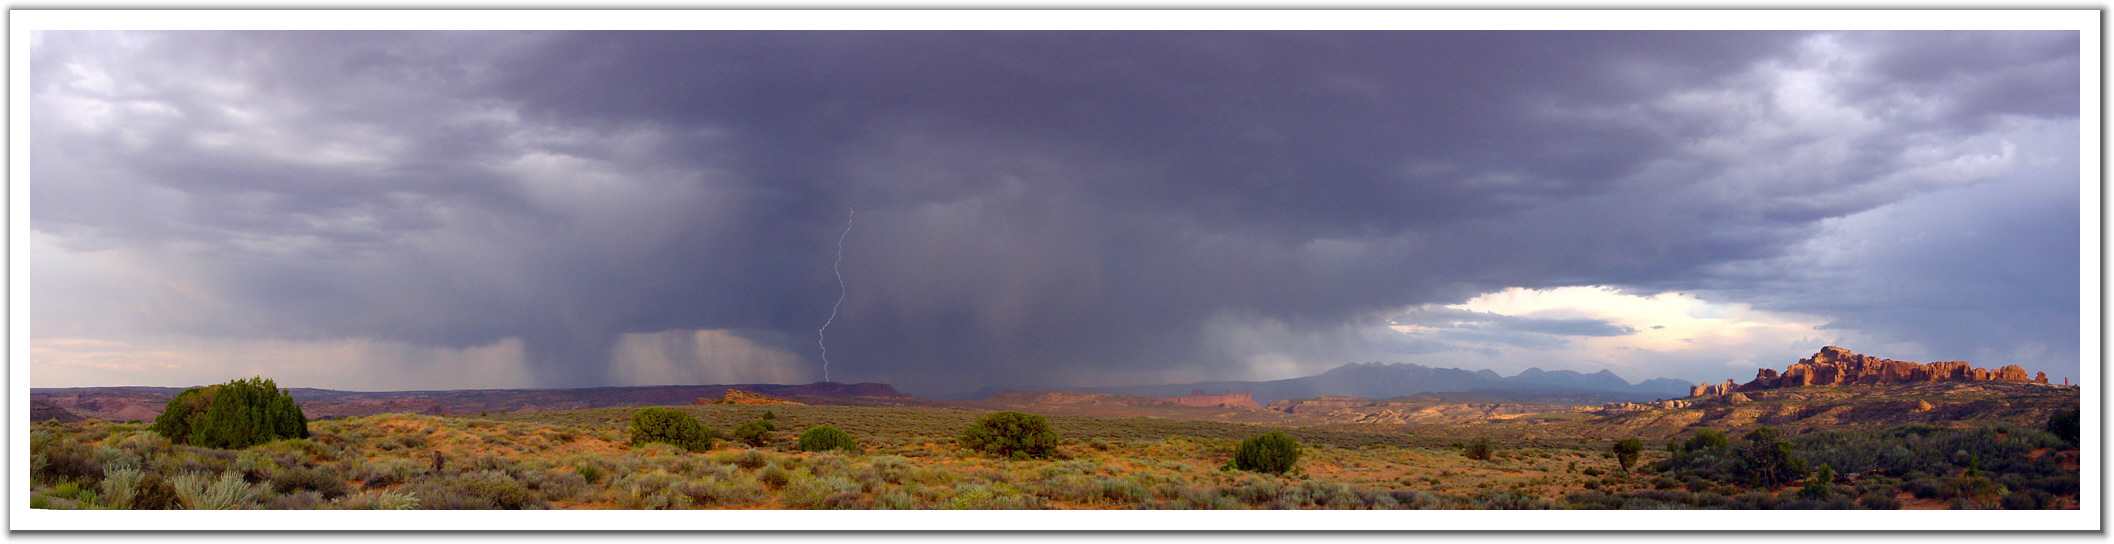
[989,362,1693,404]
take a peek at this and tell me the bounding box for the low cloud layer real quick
[31,29,2082,393]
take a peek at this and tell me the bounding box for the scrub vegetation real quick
[26,402,2079,510]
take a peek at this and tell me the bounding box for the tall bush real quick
[628,407,714,452]
[797,426,859,453]
[735,420,777,447]
[1612,438,1644,473]
[1232,431,1302,475]
[2046,408,2080,445]
[959,411,1060,460]
[1464,437,1494,461]
[150,377,309,449]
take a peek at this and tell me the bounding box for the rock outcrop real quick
[701,390,806,406]
[1690,346,2050,398]
[1164,391,1261,410]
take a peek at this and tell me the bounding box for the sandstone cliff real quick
[1690,346,2049,398]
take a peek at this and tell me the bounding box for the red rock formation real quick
[1691,379,1739,398]
[1693,346,2047,398]
[700,390,806,405]
[1165,392,1261,410]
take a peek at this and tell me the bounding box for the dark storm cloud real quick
[1391,308,1636,348]
[32,30,2081,391]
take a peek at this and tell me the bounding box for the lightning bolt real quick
[818,207,853,383]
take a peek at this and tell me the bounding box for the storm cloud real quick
[30,29,2083,393]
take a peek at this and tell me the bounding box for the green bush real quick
[1798,465,1836,500]
[271,466,350,500]
[628,407,713,452]
[1464,437,1494,461]
[1739,427,1807,488]
[1612,438,1644,473]
[151,377,310,450]
[735,420,777,447]
[1231,431,1302,475]
[797,426,859,453]
[1684,430,1730,452]
[132,474,182,510]
[2046,408,2080,445]
[959,411,1060,460]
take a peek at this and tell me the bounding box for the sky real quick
[27,28,2086,395]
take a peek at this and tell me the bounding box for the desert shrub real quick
[866,455,913,484]
[573,462,606,484]
[1096,477,1149,503]
[1612,439,1644,473]
[132,474,182,510]
[258,437,336,462]
[959,411,1060,460]
[2046,408,2080,445]
[2001,489,2056,510]
[1464,437,1494,461]
[1858,491,1902,510]
[1734,427,1807,488]
[48,482,83,500]
[759,464,792,490]
[352,457,425,488]
[235,450,284,483]
[174,471,256,510]
[406,480,498,510]
[797,426,859,454]
[36,438,104,488]
[874,489,919,509]
[152,377,311,450]
[1469,490,1553,510]
[785,474,866,509]
[734,420,777,447]
[455,470,542,509]
[531,469,590,502]
[732,449,769,470]
[1684,430,1731,452]
[331,489,423,510]
[628,407,714,452]
[941,483,1047,510]
[1797,465,1836,500]
[605,470,691,509]
[806,451,856,477]
[687,473,768,507]
[1280,480,1369,509]
[1231,431,1302,475]
[271,466,351,500]
[269,491,325,510]
[99,465,145,509]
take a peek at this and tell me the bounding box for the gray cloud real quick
[31,30,2080,392]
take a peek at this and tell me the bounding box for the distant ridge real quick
[1016,361,1693,404]
[30,382,918,421]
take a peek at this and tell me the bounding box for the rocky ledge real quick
[1691,346,2049,398]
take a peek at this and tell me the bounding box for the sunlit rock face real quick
[1689,346,2049,398]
